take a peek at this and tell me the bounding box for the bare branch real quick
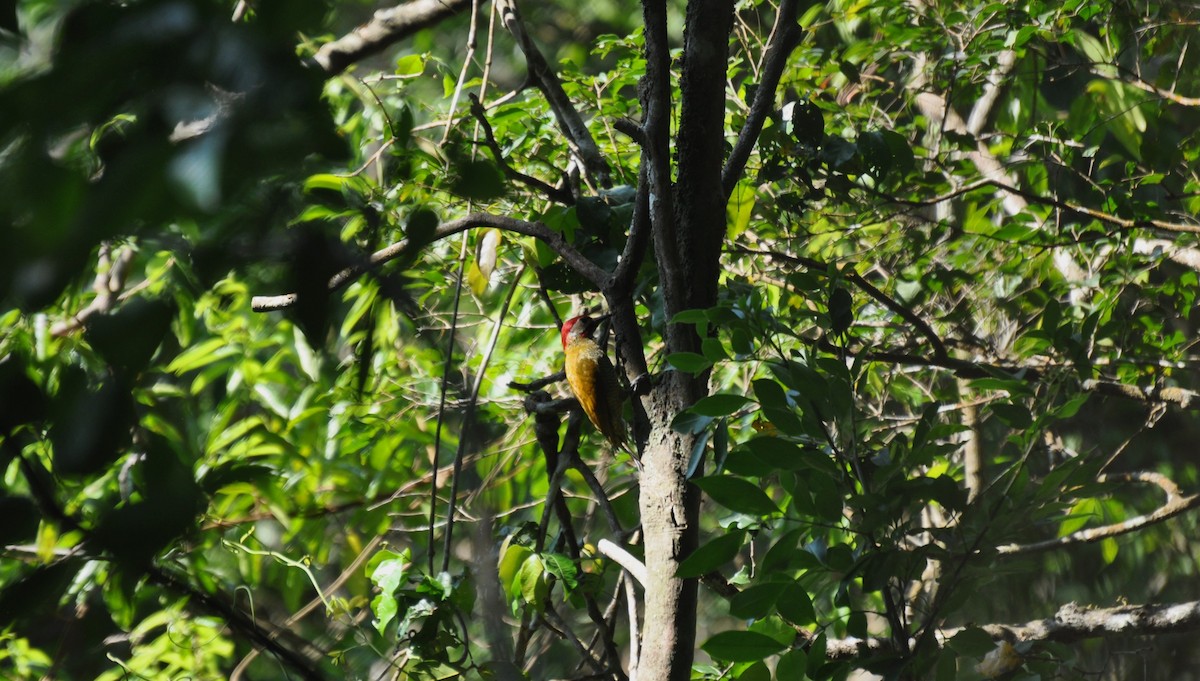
[967,49,1017,136]
[734,247,948,358]
[997,472,1200,556]
[250,213,608,312]
[640,0,682,297]
[596,539,647,587]
[822,600,1200,660]
[1091,65,1200,107]
[313,0,472,75]
[51,244,136,337]
[1081,379,1200,409]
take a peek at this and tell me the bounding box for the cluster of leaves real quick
[3,0,1200,679]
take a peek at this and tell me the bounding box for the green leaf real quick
[541,552,579,591]
[743,437,802,470]
[1101,537,1119,565]
[671,309,709,325]
[369,551,408,634]
[693,476,780,516]
[451,158,506,201]
[166,337,239,374]
[991,402,1033,429]
[517,554,548,610]
[677,531,745,578]
[777,649,807,680]
[672,410,714,435]
[395,53,426,76]
[728,581,787,619]
[702,336,730,363]
[945,627,995,657]
[760,527,803,575]
[733,660,770,681]
[701,630,787,662]
[692,393,754,417]
[776,584,815,626]
[498,544,534,600]
[667,352,712,374]
[753,379,788,409]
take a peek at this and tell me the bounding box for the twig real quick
[427,235,470,574]
[640,0,683,298]
[146,563,328,681]
[736,247,948,358]
[819,599,1200,659]
[494,0,611,190]
[250,213,608,312]
[1090,64,1200,107]
[440,0,482,145]
[467,93,575,204]
[1081,379,1200,409]
[996,472,1200,556]
[596,539,647,587]
[313,0,473,75]
[442,266,526,572]
[51,243,136,337]
[230,534,384,680]
[721,0,803,198]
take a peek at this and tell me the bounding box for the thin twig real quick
[467,93,575,204]
[443,266,527,572]
[721,0,803,198]
[494,0,611,189]
[596,539,647,587]
[996,472,1200,556]
[250,213,608,312]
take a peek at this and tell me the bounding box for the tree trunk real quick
[637,374,706,679]
[634,2,734,679]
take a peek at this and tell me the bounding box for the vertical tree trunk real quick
[636,375,706,680]
[634,2,735,679]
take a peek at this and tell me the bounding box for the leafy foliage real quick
[3,0,1200,679]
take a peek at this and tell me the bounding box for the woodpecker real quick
[561,315,628,450]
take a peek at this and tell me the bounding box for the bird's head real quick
[561,315,593,349]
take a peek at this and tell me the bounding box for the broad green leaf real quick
[694,476,780,516]
[395,53,425,76]
[701,630,787,663]
[541,552,579,591]
[166,338,239,374]
[777,649,807,680]
[677,531,745,578]
[776,584,815,626]
[668,352,712,374]
[692,393,754,417]
[728,581,787,619]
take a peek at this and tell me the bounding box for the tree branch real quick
[494,0,611,190]
[51,243,136,337]
[966,49,1017,136]
[736,247,948,359]
[468,93,575,205]
[250,213,608,312]
[596,538,647,587]
[822,599,1200,660]
[640,0,683,302]
[313,0,473,75]
[674,0,736,312]
[721,0,803,198]
[997,472,1200,556]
